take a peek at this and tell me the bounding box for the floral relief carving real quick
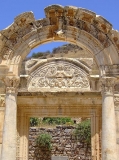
[100,77,117,95]
[3,76,20,93]
[28,62,89,91]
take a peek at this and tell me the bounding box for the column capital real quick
[100,77,117,95]
[3,76,20,94]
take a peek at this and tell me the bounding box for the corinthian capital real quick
[3,76,20,93]
[100,77,117,95]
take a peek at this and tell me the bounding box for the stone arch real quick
[0,5,119,77]
[0,5,119,160]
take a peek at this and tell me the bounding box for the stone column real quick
[1,76,20,160]
[100,77,117,160]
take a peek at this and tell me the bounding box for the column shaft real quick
[1,93,17,160]
[1,76,20,160]
[101,77,117,160]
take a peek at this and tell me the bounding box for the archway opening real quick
[20,42,99,77]
[29,116,91,160]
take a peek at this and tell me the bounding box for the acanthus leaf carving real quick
[100,77,117,95]
[3,76,20,93]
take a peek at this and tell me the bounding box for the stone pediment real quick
[27,58,91,92]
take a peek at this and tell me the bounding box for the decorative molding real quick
[101,65,119,76]
[17,91,101,98]
[3,76,20,93]
[100,77,117,95]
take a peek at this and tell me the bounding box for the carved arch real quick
[0,5,119,76]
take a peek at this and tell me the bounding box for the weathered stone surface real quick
[52,155,68,160]
[28,126,91,160]
[0,4,119,160]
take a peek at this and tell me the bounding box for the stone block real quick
[52,156,69,160]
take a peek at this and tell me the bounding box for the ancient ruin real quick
[0,4,119,160]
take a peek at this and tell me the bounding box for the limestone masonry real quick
[0,4,119,160]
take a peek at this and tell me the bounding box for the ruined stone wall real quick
[29,126,91,160]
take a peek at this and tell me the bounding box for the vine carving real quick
[28,62,89,90]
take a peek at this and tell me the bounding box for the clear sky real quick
[0,0,119,56]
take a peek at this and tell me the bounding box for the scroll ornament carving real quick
[4,76,20,93]
[29,63,89,90]
[100,77,116,95]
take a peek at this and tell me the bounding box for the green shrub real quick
[73,119,91,145]
[30,117,39,127]
[42,117,74,125]
[36,133,52,150]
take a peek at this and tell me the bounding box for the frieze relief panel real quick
[28,61,90,92]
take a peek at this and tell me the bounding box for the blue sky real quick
[0,0,119,56]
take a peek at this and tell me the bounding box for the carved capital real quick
[100,77,117,95]
[0,94,5,107]
[3,76,20,93]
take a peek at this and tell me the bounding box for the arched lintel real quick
[0,4,119,77]
[11,27,116,73]
[25,57,92,76]
[7,35,118,76]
